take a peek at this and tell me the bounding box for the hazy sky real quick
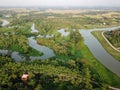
[0,0,120,7]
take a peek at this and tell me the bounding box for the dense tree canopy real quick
[0,56,108,90]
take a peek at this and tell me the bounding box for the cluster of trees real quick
[0,33,43,56]
[0,33,29,53]
[37,30,82,59]
[27,11,120,30]
[104,29,120,48]
[0,56,107,90]
[37,38,68,56]
[0,9,120,90]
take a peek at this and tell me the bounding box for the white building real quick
[31,23,39,33]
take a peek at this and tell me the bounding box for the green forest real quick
[0,8,120,90]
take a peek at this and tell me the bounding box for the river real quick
[0,50,26,61]
[79,26,120,77]
[0,23,55,61]
[28,37,55,60]
[29,23,55,60]
[1,20,120,76]
[0,37,55,61]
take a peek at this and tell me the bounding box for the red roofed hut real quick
[21,73,29,84]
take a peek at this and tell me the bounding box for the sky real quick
[0,0,120,7]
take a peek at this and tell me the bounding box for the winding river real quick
[79,26,120,77]
[28,37,55,60]
[1,20,120,77]
[0,22,55,61]
[30,23,55,60]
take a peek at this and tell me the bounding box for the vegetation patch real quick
[0,8,120,89]
[0,33,43,57]
[104,28,120,49]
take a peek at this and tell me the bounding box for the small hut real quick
[21,73,29,84]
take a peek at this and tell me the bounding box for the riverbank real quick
[28,37,55,60]
[80,26,120,78]
[80,39,120,87]
[92,31,120,61]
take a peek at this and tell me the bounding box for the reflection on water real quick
[58,29,69,36]
[0,50,25,61]
[1,20,9,26]
[0,23,55,61]
[0,37,55,61]
[37,34,54,38]
[28,37,55,60]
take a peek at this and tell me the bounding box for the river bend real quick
[79,26,120,77]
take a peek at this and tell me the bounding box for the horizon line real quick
[0,5,120,8]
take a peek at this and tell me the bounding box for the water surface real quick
[28,37,55,60]
[79,26,120,77]
[1,20,9,26]
[58,29,69,36]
